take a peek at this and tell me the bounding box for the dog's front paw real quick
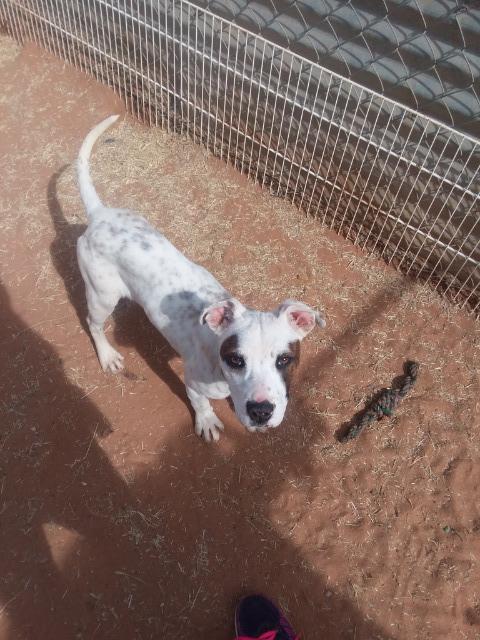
[195,411,224,443]
[99,346,125,373]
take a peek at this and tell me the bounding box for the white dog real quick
[76,116,325,441]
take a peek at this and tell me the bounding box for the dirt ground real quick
[1,36,479,640]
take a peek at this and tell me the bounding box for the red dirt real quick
[1,38,479,640]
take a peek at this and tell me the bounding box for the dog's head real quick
[201,298,325,431]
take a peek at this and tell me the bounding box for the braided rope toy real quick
[339,361,419,442]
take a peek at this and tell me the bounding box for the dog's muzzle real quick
[246,400,275,426]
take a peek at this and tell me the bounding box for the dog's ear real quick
[200,298,246,334]
[275,299,326,337]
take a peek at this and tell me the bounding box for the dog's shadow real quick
[47,166,191,413]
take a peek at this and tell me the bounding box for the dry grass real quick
[0,33,19,67]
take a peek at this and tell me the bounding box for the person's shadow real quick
[0,279,132,639]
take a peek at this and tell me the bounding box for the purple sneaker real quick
[235,594,299,640]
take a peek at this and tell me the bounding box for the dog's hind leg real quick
[77,239,125,373]
[85,288,124,373]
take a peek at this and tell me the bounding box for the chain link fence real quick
[1,0,479,312]
[196,1,480,140]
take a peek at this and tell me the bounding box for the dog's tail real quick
[77,114,120,216]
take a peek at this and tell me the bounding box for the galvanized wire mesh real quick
[1,0,479,313]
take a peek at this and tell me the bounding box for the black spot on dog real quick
[141,241,152,251]
[188,308,201,321]
[220,334,239,363]
[279,340,300,399]
[96,242,107,252]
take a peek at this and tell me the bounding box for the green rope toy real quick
[339,361,420,442]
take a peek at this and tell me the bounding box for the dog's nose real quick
[246,400,274,425]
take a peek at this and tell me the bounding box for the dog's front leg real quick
[185,383,225,443]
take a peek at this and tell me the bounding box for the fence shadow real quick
[303,278,411,389]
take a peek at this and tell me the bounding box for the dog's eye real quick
[276,353,293,369]
[225,353,245,369]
